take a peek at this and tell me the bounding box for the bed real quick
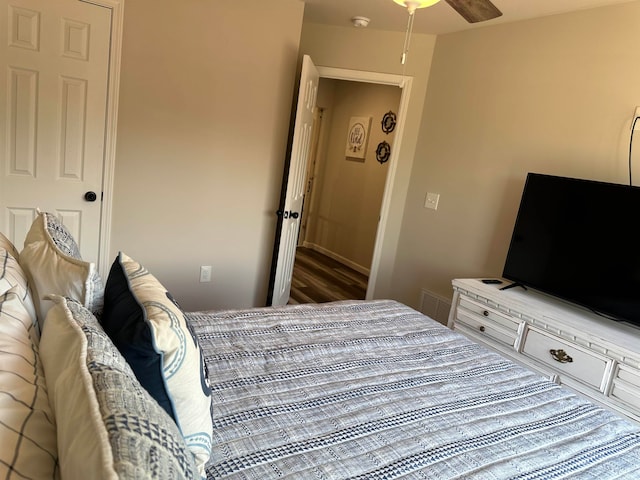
[3,212,640,479]
[189,300,640,479]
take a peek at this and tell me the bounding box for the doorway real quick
[291,78,402,303]
[267,61,413,306]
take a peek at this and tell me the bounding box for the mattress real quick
[187,300,640,479]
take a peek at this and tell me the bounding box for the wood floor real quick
[289,247,368,304]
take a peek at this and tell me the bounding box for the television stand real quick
[448,278,640,423]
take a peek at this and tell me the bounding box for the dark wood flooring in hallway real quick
[289,247,368,304]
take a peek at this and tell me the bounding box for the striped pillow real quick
[0,232,19,259]
[0,287,58,478]
[0,237,38,340]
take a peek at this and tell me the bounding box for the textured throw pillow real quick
[0,238,39,340]
[0,287,58,479]
[101,252,213,476]
[18,211,103,326]
[40,295,200,480]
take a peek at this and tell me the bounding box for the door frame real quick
[315,66,412,300]
[81,0,124,275]
[298,106,323,246]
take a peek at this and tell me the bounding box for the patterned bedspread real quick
[187,300,640,479]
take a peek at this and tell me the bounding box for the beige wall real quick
[305,79,401,271]
[390,1,640,308]
[111,1,638,313]
[111,0,304,310]
[300,24,437,297]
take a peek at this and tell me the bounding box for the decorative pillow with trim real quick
[0,234,38,340]
[18,212,103,326]
[101,252,212,476]
[0,287,58,479]
[40,295,200,479]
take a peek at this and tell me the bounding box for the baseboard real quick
[301,242,370,276]
[419,289,452,326]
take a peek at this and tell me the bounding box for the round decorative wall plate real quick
[376,141,391,164]
[381,111,396,134]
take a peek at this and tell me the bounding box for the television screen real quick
[502,173,640,326]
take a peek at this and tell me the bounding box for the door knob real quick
[84,191,98,202]
[276,210,300,219]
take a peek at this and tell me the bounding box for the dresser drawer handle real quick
[479,325,486,332]
[549,349,573,363]
[483,310,489,317]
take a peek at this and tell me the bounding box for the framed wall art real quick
[381,111,396,134]
[345,116,371,159]
[376,141,391,164]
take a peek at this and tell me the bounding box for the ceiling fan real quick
[393,0,502,24]
[394,0,502,64]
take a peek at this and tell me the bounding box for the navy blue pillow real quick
[99,253,213,475]
[100,256,176,420]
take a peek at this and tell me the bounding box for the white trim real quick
[81,0,124,276]
[316,66,412,301]
[317,66,406,86]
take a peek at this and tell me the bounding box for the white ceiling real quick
[302,0,637,35]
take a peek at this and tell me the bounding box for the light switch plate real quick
[425,192,440,210]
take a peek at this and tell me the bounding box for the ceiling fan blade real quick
[444,0,503,23]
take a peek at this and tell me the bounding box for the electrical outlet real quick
[424,192,440,210]
[199,265,212,283]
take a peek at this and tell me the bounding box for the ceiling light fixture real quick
[393,0,441,65]
[393,0,440,14]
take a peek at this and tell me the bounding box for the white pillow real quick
[0,287,58,479]
[0,231,19,259]
[18,212,103,327]
[40,295,200,479]
[101,252,213,476]
[0,236,38,340]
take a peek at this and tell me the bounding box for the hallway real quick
[289,247,368,304]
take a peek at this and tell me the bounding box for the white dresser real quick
[448,278,640,423]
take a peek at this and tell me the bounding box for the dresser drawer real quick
[522,327,610,391]
[610,364,640,412]
[456,297,520,347]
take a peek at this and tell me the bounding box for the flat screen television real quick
[502,173,640,327]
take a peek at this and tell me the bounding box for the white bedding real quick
[188,300,640,479]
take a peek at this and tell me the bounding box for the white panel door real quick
[0,0,111,262]
[270,55,319,306]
